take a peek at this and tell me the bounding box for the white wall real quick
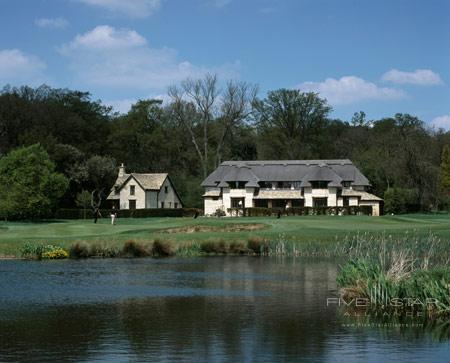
[327,187,337,206]
[204,197,223,215]
[304,187,313,207]
[222,188,231,211]
[146,191,158,208]
[119,178,146,209]
[305,187,333,207]
[245,187,255,208]
[203,185,381,216]
[157,177,182,208]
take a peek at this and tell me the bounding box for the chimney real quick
[118,163,125,177]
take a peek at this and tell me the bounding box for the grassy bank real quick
[1,213,450,258]
[337,248,450,319]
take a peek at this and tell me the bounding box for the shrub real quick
[89,243,120,258]
[20,243,67,259]
[54,208,203,219]
[247,237,269,255]
[151,239,175,257]
[69,243,90,258]
[122,240,149,257]
[214,208,226,217]
[244,206,373,217]
[200,239,228,254]
[229,241,248,255]
[41,248,68,259]
[384,187,420,214]
[20,242,42,259]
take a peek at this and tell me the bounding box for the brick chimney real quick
[118,163,125,177]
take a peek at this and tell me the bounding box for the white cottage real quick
[201,160,382,216]
[107,164,183,209]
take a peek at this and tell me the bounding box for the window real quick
[292,181,302,189]
[229,181,246,189]
[231,198,244,208]
[165,186,168,193]
[292,199,304,207]
[272,200,286,208]
[114,186,120,195]
[311,181,328,189]
[254,199,268,208]
[169,202,172,208]
[129,200,136,209]
[130,185,135,196]
[343,197,350,207]
[313,197,328,208]
[161,202,165,209]
[342,181,351,188]
[175,202,178,208]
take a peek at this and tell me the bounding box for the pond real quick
[0,257,448,362]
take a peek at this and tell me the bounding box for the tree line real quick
[0,75,449,218]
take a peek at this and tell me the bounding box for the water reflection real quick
[0,258,448,362]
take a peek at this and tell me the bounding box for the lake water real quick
[0,257,448,362]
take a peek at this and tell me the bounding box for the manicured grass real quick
[1,214,450,257]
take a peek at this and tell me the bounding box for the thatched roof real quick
[202,159,370,188]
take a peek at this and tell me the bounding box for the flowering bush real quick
[20,243,68,259]
[41,248,69,259]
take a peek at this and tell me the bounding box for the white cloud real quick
[297,76,405,105]
[382,69,443,85]
[76,0,161,18]
[35,17,69,29]
[0,49,47,86]
[430,115,450,130]
[59,26,240,91]
[59,25,146,52]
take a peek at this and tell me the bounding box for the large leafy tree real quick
[440,145,450,194]
[0,85,112,156]
[0,144,68,220]
[253,90,332,159]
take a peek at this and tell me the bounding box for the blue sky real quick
[0,0,449,127]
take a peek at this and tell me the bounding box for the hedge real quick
[227,206,373,217]
[54,208,203,219]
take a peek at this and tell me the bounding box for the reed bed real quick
[20,231,450,263]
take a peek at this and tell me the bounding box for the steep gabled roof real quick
[107,172,169,200]
[130,173,168,190]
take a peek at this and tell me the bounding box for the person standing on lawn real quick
[110,206,117,225]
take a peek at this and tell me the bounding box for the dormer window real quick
[311,181,328,189]
[229,181,246,189]
[342,181,351,188]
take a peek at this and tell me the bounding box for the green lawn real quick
[1,214,450,256]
